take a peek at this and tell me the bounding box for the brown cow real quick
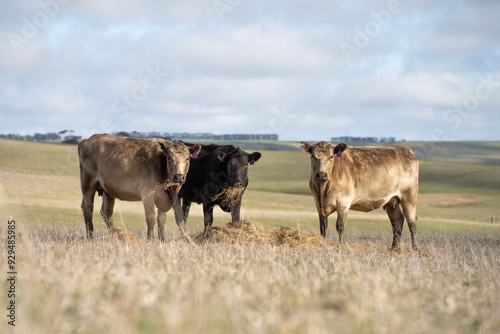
[78,134,201,241]
[300,141,419,249]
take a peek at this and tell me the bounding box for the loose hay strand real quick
[108,227,137,243]
[180,226,200,250]
[146,181,178,198]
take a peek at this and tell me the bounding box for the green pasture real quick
[2,138,500,195]
[1,138,499,238]
[0,139,79,177]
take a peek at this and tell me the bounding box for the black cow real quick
[179,144,261,235]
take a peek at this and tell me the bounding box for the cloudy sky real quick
[1,0,499,141]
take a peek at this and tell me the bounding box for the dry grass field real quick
[2,224,499,334]
[1,139,500,333]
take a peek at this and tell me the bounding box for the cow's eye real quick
[329,155,334,160]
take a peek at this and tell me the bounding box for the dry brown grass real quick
[2,224,499,334]
[210,186,245,208]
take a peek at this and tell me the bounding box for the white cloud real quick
[164,23,340,77]
[355,73,466,107]
[161,77,310,107]
[0,29,50,70]
[1,0,500,140]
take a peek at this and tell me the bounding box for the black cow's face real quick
[217,148,261,188]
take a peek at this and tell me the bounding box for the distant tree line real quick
[0,130,81,143]
[112,132,278,141]
[0,131,279,143]
[331,136,402,143]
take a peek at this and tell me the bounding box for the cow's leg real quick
[182,199,192,225]
[141,196,156,240]
[385,201,405,249]
[203,201,214,237]
[80,172,96,239]
[401,190,419,250]
[170,189,187,234]
[319,215,328,238]
[81,197,95,239]
[231,200,242,228]
[336,206,348,245]
[100,192,115,229]
[157,209,166,242]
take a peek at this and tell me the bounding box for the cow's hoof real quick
[390,244,401,251]
[229,221,243,228]
[202,229,211,239]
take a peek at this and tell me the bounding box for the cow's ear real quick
[248,152,261,165]
[334,143,347,157]
[300,141,312,154]
[189,144,201,158]
[158,142,170,155]
[217,151,226,161]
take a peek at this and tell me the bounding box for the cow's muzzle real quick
[315,172,328,182]
[173,174,185,183]
[233,181,245,188]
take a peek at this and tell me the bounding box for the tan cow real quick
[78,134,201,241]
[300,141,419,249]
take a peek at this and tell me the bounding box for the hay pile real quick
[195,220,335,251]
[211,186,245,208]
[108,227,137,243]
[195,220,432,256]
